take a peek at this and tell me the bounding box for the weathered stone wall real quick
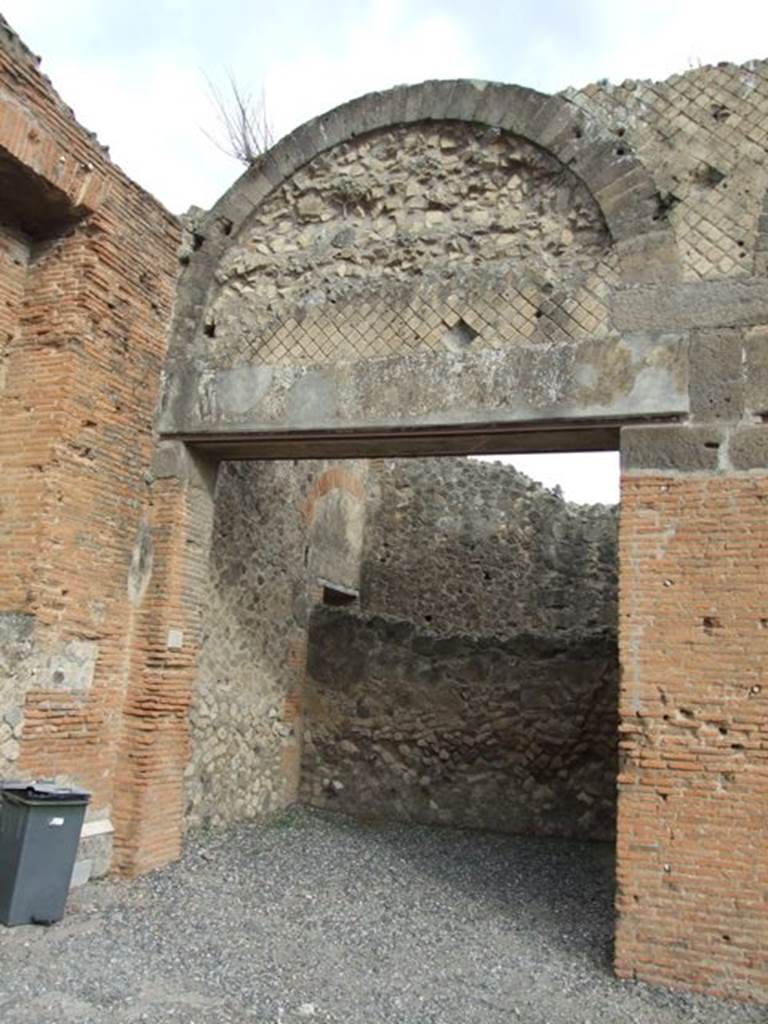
[567,62,768,282]
[186,462,309,829]
[205,121,614,369]
[187,460,368,830]
[302,608,617,838]
[302,458,619,840]
[362,458,616,635]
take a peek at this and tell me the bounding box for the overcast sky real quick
[4,1,766,502]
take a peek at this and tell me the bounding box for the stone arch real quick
[161,81,689,444]
[170,80,680,364]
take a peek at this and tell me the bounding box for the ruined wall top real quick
[361,457,617,639]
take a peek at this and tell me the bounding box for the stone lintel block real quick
[727,425,768,470]
[615,233,682,285]
[745,326,768,414]
[612,278,768,333]
[620,424,724,472]
[163,329,688,442]
[151,442,218,492]
[689,327,746,422]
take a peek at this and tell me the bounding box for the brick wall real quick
[0,224,28,366]
[0,17,180,870]
[616,470,768,1001]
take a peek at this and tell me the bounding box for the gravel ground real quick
[0,807,764,1024]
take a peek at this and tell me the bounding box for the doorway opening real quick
[185,444,619,855]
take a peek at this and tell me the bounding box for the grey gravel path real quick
[0,808,764,1024]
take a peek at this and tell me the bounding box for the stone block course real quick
[620,424,725,472]
[689,327,746,421]
[727,425,768,470]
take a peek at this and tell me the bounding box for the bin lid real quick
[0,780,91,805]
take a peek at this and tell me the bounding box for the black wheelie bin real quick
[0,781,90,926]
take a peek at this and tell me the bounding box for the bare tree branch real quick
[202,72,274,166]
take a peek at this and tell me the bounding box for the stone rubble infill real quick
[0,809,762,1024]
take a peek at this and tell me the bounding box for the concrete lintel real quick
[172,423,623,461]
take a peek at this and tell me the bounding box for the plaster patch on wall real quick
[308,488,366,594]
[42,640,98,692]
